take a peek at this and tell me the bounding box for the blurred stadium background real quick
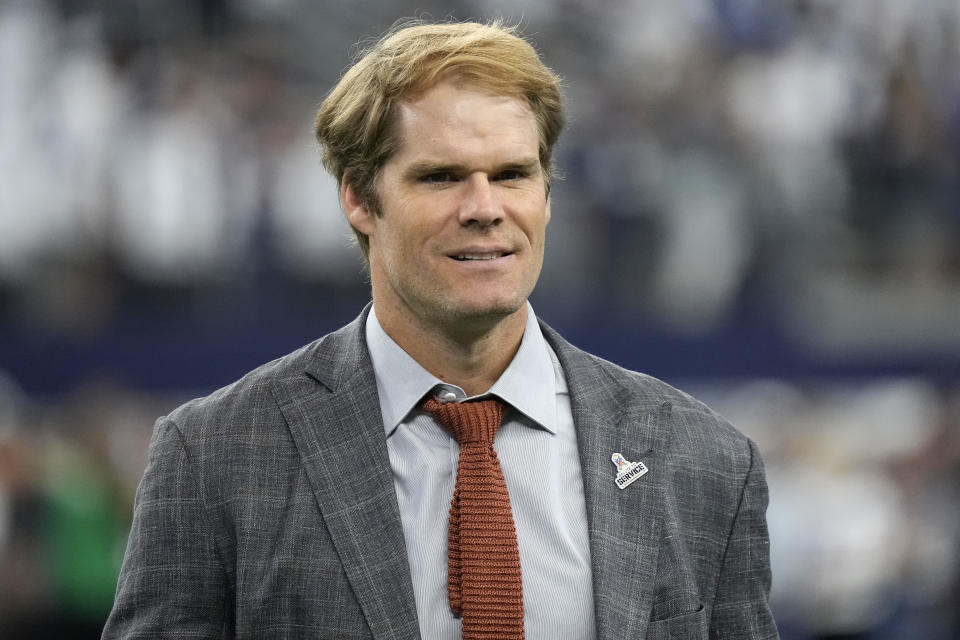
[1,0,958,638]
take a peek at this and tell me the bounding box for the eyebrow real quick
[401,158,541,179]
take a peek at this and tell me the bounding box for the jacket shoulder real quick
[161,312,367,452]
[541,321,755,461]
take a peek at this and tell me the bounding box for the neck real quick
[374,303,528,397]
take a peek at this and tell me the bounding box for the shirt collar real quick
[365,302,558,438]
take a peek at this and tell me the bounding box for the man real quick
[103,20,778,640]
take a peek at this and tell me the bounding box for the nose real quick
[457,174,503,227]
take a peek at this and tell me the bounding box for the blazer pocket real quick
[645,604,707,640]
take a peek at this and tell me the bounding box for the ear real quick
[341,180,377,236]
[545,187,552,225]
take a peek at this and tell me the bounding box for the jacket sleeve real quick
[709,439,779,639]
[102,417,232,639]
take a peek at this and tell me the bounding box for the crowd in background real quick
[2,0,958,343]
[0,0,958,638]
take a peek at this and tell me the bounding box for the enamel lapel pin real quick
[611,452,648,489]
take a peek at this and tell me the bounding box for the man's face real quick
[345,79,551,333]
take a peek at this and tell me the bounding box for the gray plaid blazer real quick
[103,308,778,639]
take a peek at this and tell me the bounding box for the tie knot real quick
[421,394,505,444]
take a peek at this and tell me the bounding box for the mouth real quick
[451,251,511,261]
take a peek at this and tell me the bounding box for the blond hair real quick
[314,19,565,259]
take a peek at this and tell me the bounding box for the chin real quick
[443,296,526,323]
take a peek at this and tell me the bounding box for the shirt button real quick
[439,391,458,403]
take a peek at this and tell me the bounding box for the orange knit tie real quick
[421,394,525,640]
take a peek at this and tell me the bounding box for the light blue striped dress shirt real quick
[365,303,596,640]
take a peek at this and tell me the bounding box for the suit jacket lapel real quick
[543,323,668,640]
[272,310,420,640]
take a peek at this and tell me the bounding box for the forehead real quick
[390,80,540,164]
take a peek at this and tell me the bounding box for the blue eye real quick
[423,172,456,184]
